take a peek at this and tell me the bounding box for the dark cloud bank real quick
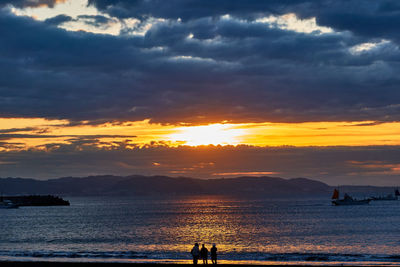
[0,0,65,8]
[1,0,400,123]
[1,144,400,186]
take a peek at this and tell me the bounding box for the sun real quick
[168,124,245,146]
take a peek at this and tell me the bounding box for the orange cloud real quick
[212,171,279,176]
[2,118,400,151]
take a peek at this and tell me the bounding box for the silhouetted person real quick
[200,244,208,264]
[211,244,217,264]
[191,243,200,265]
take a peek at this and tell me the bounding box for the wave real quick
[215,252,400,263]
[0,250,146,259]
[1,250,400,263]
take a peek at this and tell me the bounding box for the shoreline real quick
[0,261,394,267]
[1,259,400,267]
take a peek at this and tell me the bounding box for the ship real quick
[0,197,18,209]
[331,189,370,206]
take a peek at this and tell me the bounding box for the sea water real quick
[1,195,400,265]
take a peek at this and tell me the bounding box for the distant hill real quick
[1,175,397,198]
[0,175,333,197]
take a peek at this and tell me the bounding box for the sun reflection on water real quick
[115,195,400,259]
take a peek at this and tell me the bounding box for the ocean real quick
[1,195,400,265]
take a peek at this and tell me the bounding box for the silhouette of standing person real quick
[210,244,217,264]
[200,244,208,264]
[191,243,200,265]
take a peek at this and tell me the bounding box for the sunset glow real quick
[167,124,246,146]
[2,118,400,151]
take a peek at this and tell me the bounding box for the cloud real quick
[44,14,72,25]
[0,127,38,133]
[0,134,136,140]
[76,14,113,27]
[87,0,311,21]
[0,0,65,8]
[1,2,400,124]
[1,144,400,186]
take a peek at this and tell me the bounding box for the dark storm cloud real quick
[1,1,400,123]
[87,0,312,21]
[76,14,114,27]
[1,144,400,186]
[44,14,113,28]
[0,0,64,8]
[44,14,72,25]
[88,0,400,43]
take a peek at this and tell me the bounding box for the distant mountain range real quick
[0,175,397,197]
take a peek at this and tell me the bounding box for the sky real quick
[1,0,400,185]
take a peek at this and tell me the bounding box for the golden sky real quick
[1,117,400,151]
